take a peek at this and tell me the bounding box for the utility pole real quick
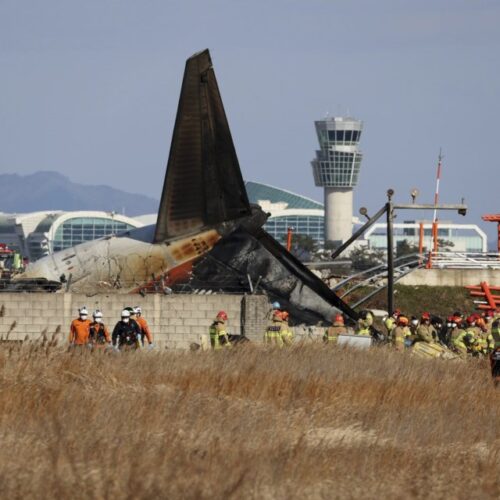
[386,189,395,315]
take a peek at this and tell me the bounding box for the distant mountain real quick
[0,171,159,216]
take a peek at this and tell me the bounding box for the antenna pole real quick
[432,150,443,253]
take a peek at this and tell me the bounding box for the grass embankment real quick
[347,284,475,317]
[1,344,499,499]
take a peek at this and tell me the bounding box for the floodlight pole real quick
[386,190,395,315]
[386,198,467,314]
[329,187,467,315]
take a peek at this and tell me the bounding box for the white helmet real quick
[121,309,130,322]
[134,306,142,315]
[93,310,103,322]
[79,307,89,318]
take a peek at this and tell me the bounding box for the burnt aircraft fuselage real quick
[13,49,359,323]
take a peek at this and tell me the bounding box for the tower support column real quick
[324,188,353,244]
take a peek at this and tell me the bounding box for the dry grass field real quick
[1,343,500,499]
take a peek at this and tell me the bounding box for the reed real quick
[0,343,498,499]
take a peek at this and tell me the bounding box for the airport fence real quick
[427,251,500,269]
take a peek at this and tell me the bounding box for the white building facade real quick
[0,211,142,261]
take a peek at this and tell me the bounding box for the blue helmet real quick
[272,301,281,310]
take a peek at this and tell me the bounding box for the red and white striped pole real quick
[431,150,443,253]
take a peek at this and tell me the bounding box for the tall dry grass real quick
[1,343,499,499]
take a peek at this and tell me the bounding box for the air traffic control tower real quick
[311,116,363,245]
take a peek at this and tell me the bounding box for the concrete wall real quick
[0,293,270,350]
[398,268,500,287]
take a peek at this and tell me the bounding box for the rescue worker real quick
[450,317,473,357]
[112,309,142,351]
[265,309,284,346]
[280,311,294,346]
[134,306,154,347]
[431,316,445,344]
[323,314,347,345]
[408,316,419,344]
[466,315,486,356]
[12,252,21,271]
[69,307,91,347]
[209,311,231,350]
[415,312,436,344]
[474,315,491,351]
[89,310,111,348]
[484,310,495,337]
[356,310,373,336]
[443,316,455,346]
[266,301,282,321]
[453,311,465,326]
[125,306,146,348]
[449,315,462,345]
[392,315,410,352]
[384,309,400,338]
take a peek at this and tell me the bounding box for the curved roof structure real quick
[244,181,325,244]
[245,181,323,210]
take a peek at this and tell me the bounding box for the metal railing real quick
[427,252,500,269]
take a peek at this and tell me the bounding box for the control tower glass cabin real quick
[311,117,363,245]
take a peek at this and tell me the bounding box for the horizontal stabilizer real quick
[154,49,251,242]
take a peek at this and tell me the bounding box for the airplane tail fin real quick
[154,49,251,243]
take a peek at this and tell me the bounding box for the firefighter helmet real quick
[466,315,476,325]
[333,313,344,325]
[398,316,409,326]
[216,311,228,321]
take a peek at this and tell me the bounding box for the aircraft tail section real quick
[154,49,251,243]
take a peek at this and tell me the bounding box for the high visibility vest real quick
[280,325,294,345]
[384,317,395,335]
[392,326,407,346]
[471,328,488,353]
[356,318,371,336]
[12,253,21,270]
[415,325,435,344]
[265,323,283,346]
[209,322,230,350]
[323,325,345,344]
[452,329,471,350]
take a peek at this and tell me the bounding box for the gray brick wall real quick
[0,293,271,350]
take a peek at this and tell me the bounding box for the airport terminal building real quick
[0,211,141,261]
[245,182,488,253]
[0,193,488,262]
[364,221,487,253]
[245,181,325,244]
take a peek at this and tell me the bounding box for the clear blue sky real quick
[1,1,499,246]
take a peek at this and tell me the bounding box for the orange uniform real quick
[136,316,153,344]
[69,318,91,345]
[89,322,111,345]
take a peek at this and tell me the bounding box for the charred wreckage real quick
[11,49,359,325]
